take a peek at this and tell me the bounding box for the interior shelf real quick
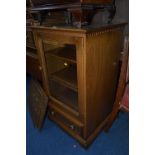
[50,65,77,92]
[49,80,78,111]
[45,43,78,111]
[46,45,76,63]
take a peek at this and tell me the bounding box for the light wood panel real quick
[85,29,124,137]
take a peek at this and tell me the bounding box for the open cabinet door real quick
[27,79,48,129]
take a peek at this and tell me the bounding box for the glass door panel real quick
[43,42,78,111]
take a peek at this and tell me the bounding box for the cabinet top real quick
[31,22,126,34]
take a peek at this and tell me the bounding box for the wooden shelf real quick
[49,80,78,111]
[46,45,76,63]
[50,65,77,92]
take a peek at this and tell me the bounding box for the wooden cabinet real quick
[32,23,125,147]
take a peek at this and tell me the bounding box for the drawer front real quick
[26,55,42,81]
[48,108,83,136]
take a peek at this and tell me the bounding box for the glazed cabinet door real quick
[34,30,85,121]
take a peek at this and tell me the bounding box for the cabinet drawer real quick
[48,108,83,136]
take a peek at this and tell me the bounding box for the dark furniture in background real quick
[27,0,116,27]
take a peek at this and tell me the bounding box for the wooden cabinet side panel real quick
[85,30,123,137]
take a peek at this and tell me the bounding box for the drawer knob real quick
[64,62,68,67]
[51,111,55,116]
[70,125,75,130]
